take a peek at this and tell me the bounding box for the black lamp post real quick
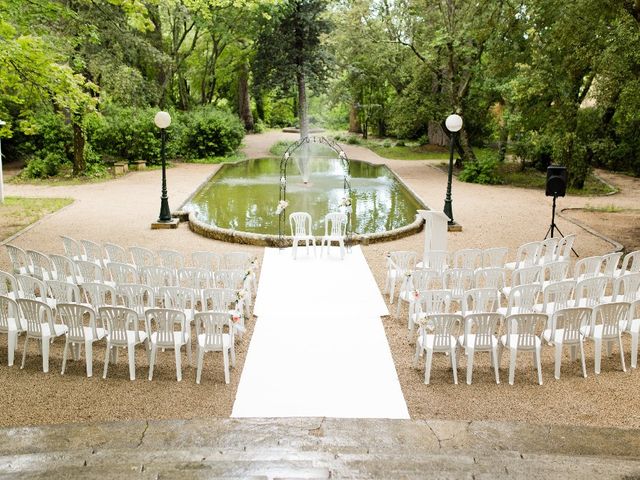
[443,113,463,225]
[154,111,172,222]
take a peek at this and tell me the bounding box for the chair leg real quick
[450,347,458,385]
[103,344,110,379]
[606,340,612,357]
[618,335,626,372]
[7,332,17,367]
[127,346,136,381]
[395,296,402,317]
[579,340,587,378]
[41,337,50,373]
[196,347,204,384]
[554,344,562,380]
[222,348,230,384]
[594,339,602,374]
[535,347,543,385]
[85,340,93,377]
[491,347,500,384]
[21,336,29,369]
[631,332,638,369]
[508,348,517,385]
[175,347,182,382]
[148,344,157,381]
[61,339,69,375]
[412,342,421,367]
[466,348,474,385]
[424,349,433,385]
[230,341,236,367]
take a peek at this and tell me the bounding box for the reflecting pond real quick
[182,157,424,236]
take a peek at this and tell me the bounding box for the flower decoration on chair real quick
[275,200,288,215]
[339,197,352,210]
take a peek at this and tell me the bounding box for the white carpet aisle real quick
[231,246,410,419]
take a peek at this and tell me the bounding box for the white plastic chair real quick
[500,313,547,385]
[501,265,542,298]
[452,248,482,270]
[460,288,500,316]
[160,286,197,329]
[623,299,640,368]
[0,271,19,300]
[543,307,591,379]
[139,265,176,294]
[46,280,81,304]
[81,282,117,311]
[116,283,155,320]
[474,267,506,290]
[80,239,106,267]
[410,289,452,338]
[5,244,32,276]
[214,270,251,316]
[600,252,623,278]
[321,212,348,259]
[18,298,67,373]
[129,246,156,269]
[0,295,24,366]
[614,250,640,278]
[289,212,316,259]
[385,251,417,304]
[177,267,211,294]
[572,276,608,308]
[194,311,236,384]
[414,313,461,384]
[146,308,190,381]
[107,262,139,284]
[396,268,442,317]
[201,287,238,312]
[191,251,221,271]
[50,254,79,284]
[60,235,85,261]
[458,312,502,384]
[583,302,629,374]
[603,272,640,304]
[536,237,559,266]
[534,280,575,316]
[482,247,509,269]
[540,260,570,289]
[100,305,149,380]
[26,250,55,282]
[104,242,130,265]
[417,250,449,273]
[573,256,603,282]
[497,283,541,317]
[75,260,107,284]
[556,234,577,262]
[16,274,55,309]
[221,252,257,295]
[57,303,106,377]
[157,249,185,272]
[505,241,542,270]
[443,268,474,302]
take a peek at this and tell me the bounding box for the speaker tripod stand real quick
[544,195,579,257]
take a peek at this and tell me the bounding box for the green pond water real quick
[183,157,424,236]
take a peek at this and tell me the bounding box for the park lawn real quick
[0,197,73,242]
[369,144,450,160]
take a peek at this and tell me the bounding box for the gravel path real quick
[0,132,637,428]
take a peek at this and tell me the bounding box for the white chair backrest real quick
[574,256,603,280]
[75,260,104,283]
[0,271,18,298]
[510,265,542,288]
[619,250,640,276]
[177,267,211,290]
[6,244,31,275]
[416,289,452,315]
[612,273,640,303]
[99,306,142,345]
[191,251,221,271]
[104,243,130,264]
[81,282,116,310]
[17,298,54,335]
[46,280,81,303]
[423,313,461,350]
[214,269,245,291]
[146,308,187,348]
[443,268,474,298]
[157,249,185,271]
[461,288,500,314]
[50,254,79,284]
[0,295,19,332]
[80,239,104,266]
[324,212,347,238]
[505,313,546,349]
[195,311,228,349]
[16,274,47,302]
[389,251,418,275]
[160,286,196,311]
[474,267,506,290]
[482,247,509,268]
[541,261,570,284]
[129,246,156,268]
[26,250,54,281]
[222,252,253,271]
[408,269,443,292]
[574,276,608,307]
[422,250,449,273]
[289,212,313,237]
[514,241,542,268]
[60,236,84,260]
[506,283,541,314]
[600,252,623,277]
[108,262,139,284]
[452,248,481,270]
[201,288,237,312]
[541,280,575,312]
[591,302,630,339]
[139,266,176,289]
[464,312,502,349]
[57,302,97,341]
[538,237,559,265]
[551,307,591,344]
[117,283,155,316]
[556,234,576,262]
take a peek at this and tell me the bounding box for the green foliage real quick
[22,152,66,179]
[459,154,502,185]
[346,136,361,145]
[269,140,294,157]
[179,107,245,159]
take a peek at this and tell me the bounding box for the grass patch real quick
[269,140,295,157]
[369,144,450,160]
[0,197,74,241]
[583,203,625,213]
[183,152,246,164]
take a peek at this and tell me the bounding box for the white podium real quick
[418,210,449,260]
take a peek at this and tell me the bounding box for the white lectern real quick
[417,210,449,260]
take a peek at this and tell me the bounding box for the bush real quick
[22,152,66,178]
[395,140,406,147]
[459,155,501,185]
[178,107,244,159]
[346,135,360,145]
[382,139,392,148]
[252,119,266,134]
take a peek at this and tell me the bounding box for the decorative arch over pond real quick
[278,136,352,246]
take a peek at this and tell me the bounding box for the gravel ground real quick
[0,133,638,429]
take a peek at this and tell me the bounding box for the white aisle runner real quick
[231,246,409,418]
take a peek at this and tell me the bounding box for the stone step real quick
[0,418,639,479]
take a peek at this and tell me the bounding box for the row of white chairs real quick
[415,301,640,385]
[0,296,237,384]
[289,211,348,260]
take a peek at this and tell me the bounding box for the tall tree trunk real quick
[297,71,309,139]
[147,5,168,107]
[254,90,265,122]
[457,128,477,164]
[238,61,254,131]
[348,103,361,133]
[72,120,85,176]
